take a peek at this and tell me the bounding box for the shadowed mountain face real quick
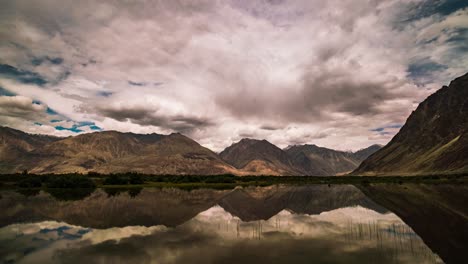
[219,138,301,175]
[359,184,468,264]
[285,144,381,176]
[0,128,236,175]
[352,144,382,161]
[354,72,468,176]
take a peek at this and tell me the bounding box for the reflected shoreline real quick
[1,184,466,263]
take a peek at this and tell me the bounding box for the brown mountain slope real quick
[285,144,381,176]
[219,138,302,175]
[0,127,60,173]
[353,72,468,175]
[0,128,238,175]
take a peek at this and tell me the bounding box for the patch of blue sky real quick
[407,58,449,85]
[370,124,403,132]
[97,91,113,97]
[31,56,64,66]
[403,0,468,22]
[0,86,16,96]
[77,228,92,235]
[40,226,71,234]
[76,121,95,126]
[55,121,102,133]
[0,64,47,86]
[55,126,84,133]
[46,107,59,115]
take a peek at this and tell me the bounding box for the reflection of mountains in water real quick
[358,184,468,264]
[0,185,386,228]
[2,184,465,264]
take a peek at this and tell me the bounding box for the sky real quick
[0,0,467,152]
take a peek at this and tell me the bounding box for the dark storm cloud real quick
[0,96,47,118]
[260,125,281,131]
[93,105,215,133]
[128,81,147,86]
[298,70,399,116]
[216,66,404,122]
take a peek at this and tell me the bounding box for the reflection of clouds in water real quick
[0,206,442,264]
[188,205,404,239]
[81,226,166,244]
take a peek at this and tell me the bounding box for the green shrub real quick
[18,177,42,188]
[129,174,144,184]
[46,175,96,188]
[103,175,129,185]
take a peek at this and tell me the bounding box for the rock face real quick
[354,72,468,175]
[219,138,301,175]
[0,128,237,175]
[285,144,381,176]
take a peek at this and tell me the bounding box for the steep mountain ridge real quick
[354,72,468,175]
[219,138,302,175]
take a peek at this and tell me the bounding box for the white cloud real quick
[0,0,466,151]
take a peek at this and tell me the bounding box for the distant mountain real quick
[1,126,381,176]
[352,144,382,161]
[354,72,468,175]
[219,138,301,175]
[285,144,381,176]
[0,127,237,175]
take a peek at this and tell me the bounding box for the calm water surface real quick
[0,184,466,264]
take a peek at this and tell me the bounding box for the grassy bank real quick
[0,172,466,189]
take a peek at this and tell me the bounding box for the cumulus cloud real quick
[0,0,467,151]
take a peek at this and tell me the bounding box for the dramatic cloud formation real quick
[0,0,467,150]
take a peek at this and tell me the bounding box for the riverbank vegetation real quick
[0,172,466,189]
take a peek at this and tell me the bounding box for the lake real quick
[0,184,466,264]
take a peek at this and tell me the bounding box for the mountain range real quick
[353,72,468,175]
[1,72,466,176]
[0,126,379,175]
